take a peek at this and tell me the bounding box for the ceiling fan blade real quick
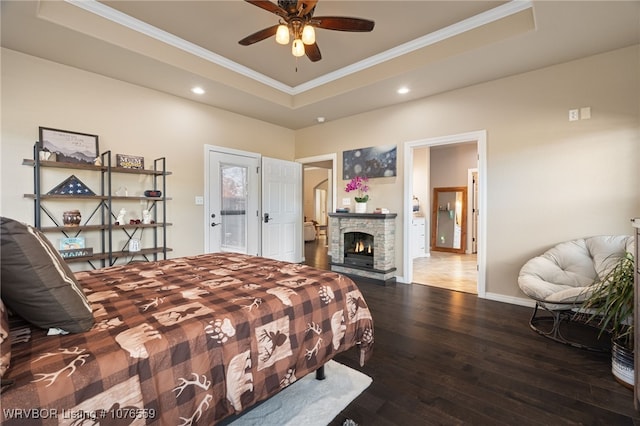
[238,25,279,46]
[297,0,318,17]
[305,42,322,62]
[244,0,288,18]
[312,16,375,32]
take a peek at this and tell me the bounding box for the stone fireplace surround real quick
[328,213,397,285]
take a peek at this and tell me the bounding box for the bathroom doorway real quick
[404,131,486,297]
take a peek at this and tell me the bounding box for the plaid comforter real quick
[2,253,374,425]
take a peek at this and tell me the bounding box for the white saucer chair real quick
[518,235,634,350]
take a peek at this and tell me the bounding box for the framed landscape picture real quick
[39,127,99,165]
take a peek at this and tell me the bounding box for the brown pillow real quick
[0,217,94,333]
[0,299,10,377]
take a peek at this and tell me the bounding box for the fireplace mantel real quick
[328,213,397,220]
[328,212,397,285]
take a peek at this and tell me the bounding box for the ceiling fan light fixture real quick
[275,24,290,45]
[239,0,375,62]
[292,38,305,57]
[301,25,315,45]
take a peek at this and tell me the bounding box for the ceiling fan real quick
[238,0,375,62]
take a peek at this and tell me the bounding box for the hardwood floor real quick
[304,235,330,270]
[303,238,640,425]
[331,280,640,425]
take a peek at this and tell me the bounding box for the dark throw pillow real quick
[0,217,94,333]
[0,299,10,377]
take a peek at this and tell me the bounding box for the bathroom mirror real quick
[431,186,467,253]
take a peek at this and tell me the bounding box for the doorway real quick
[403,131,487,297]
[314,187,327,228]
[204,145,303,262]
[204,147,261,256]
[297,153,337,265]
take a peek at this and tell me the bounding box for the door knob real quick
[263,213,270,223]
[211,222,220,227]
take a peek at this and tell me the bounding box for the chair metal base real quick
[528,301,610,352]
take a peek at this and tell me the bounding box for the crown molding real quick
[66,0,533,96]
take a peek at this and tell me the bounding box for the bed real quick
[0,217,374,425]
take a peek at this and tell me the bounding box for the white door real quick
[261,157,302,263]
[206,148,260,255]
[315,188,327,225]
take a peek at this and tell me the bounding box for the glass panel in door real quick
[220,164,247,253]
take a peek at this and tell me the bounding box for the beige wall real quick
[2,45,638,302]
[295,45,640,301]
[430,143,477,189]
[0,48,295,259]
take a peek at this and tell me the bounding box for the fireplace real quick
[328,212,397,285]
[344,232,374,268]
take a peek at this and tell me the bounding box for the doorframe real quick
[203,144,261,253]
[467,168,478,254]
[295,153,337,221]
[402,130,487,298]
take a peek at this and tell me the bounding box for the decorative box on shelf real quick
[59,248,93,259]
[373,208,390,214]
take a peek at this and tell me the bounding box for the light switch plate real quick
[342,198,351,205]
[580,107,591,120]
[195,196,204,205]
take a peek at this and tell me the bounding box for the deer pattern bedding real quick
[1,253,374,425]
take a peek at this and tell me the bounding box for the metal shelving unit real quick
[23,142,172,269]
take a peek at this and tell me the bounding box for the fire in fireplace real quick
[344,232,374,268]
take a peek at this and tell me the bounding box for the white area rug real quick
[228,360,372,426]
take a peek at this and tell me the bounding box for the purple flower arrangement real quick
[345,176,370,202]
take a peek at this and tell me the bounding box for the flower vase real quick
[355,201,367,213]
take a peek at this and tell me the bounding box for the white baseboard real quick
[395,275,534,308]
[482,292,535,308]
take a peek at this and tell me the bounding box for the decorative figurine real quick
[116,208,126,225]
[142,209,151,224]
[115,186,128,196]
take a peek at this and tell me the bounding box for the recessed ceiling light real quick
[397,87,410,95]
[316,116,326,123]
[191,86,205,95]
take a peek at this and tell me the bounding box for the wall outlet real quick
[342,197,351,206]
[568,109,579,121]
[195,196,204,205]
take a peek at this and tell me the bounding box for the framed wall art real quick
[343,144,397,180]
[39,127,99,165]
